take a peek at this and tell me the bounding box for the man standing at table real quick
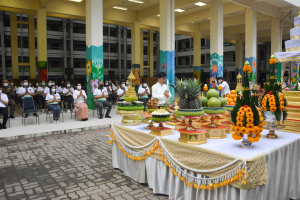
[152,72,172,106]
[216,76,230,96]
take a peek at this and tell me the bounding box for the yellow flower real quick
[269,58,276,65]
[245,108,252,112]
[246,124,254,129]
[270,106,277,112]
[241,127,247,134]
[236,116,243,122]
[86,60,92,75]
[246,128,254,135]
[246,118,254,124]
[253,126,260,133]
[269,102,276,107]
[240,107,246,112]
[246,112,253,118]
[260,117,264,121]
[238,111,245,117]
[236,122,243,127]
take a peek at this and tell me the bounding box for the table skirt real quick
[112,138,300,200]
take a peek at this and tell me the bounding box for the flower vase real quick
[265,111,279,139]
[240,134,253,149]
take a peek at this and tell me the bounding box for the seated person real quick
[0,84,9,129]
[138,79,151,111]
[117,80,127,101]
[63,81,74,114]
[73,83,88,121]
[152,72,172,106]
[105,80,116,105]
[37,80,48,113]
[3,79,16,118]
[17,79,35,118]
[45,85,61,124]
[33,81,40,109]
[93,81,112,119]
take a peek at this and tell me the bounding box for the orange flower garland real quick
[278,93,286,111]
[232,105,263,142]
[203,84,208,91]
[243,61,252,73]
[217,85,222,90]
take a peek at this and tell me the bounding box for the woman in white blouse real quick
[73,83,88,121]
[45,85,61,124]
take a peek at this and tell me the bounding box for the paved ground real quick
[0,128,168,200]
[0,108,122,139]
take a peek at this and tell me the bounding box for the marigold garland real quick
[232,105,263,142]
[243,61,252,73]
[109,128,249,188]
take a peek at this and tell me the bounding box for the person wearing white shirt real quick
[152,72,172,105]
[3,79,16,118]
[38,80,48,112]
[45,85,61,124]
[138,79,151,111]
[216,76,230,96]
[93,81,112,119]
[33,82,40,111]
[73,83,88,121]
[112,80,119,95]
[0,85,9,129]
[63,81,74,114]
[117,80,127,101]
[17,79,36,117]
[105,80,116,105]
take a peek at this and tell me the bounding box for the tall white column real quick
[271,17,281,54]
[86,0,103,109]
[210,0,223,88]
[235,34,244,76]
[193,31,201,81]
[245,8,257,83]
[159,0,175,99]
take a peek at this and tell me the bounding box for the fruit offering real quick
[176,78,202,109]
[226,90,237,106]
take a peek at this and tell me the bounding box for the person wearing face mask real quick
[0,84,9,129]
[105,80,116,105]
[45,85,61,124]
[125,79,129,91]
[37,80,48,112]
[58,81,66,108]
[72,83,88,121]
[63,81,74,114]
[152,72,172,105]
[216,76,230,96]
[33,81,40,110]
[2,80,16,118]
[93,81,112,119]
[117,80,127,101]
[10,81,16,91]
[138,79,151,111]
[17,79,35,118]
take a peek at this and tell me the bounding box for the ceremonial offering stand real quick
[202,108,227,139]
[178,116,207,145]
[117,70,144,126]
[149,120,173,136]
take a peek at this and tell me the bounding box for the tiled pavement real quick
[0,128,168,200]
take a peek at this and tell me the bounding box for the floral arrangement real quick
[259,55,288,122]
[231,61,264,143]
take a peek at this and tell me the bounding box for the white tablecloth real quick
[112,123,300,200]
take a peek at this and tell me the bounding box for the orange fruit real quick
[230,102,236,105]
[231,90,237,94]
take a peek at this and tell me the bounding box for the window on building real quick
[201,55,205,64]
[74,58,86,68]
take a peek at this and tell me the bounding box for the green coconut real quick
[200,97,208,107]
[218,97,228,107]
[207,89,219,99]
[207,97,221,108]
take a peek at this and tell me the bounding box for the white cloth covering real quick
[152,83,172,105]
[112,123,300,200]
